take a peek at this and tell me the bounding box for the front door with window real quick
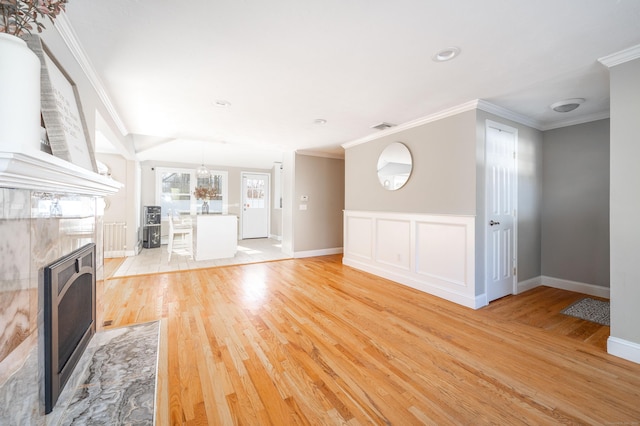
[241,172,269,239]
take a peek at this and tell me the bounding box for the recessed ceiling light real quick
[314,118,327,125]
[432,46,461,62]
[214,100,231,108]
[550,98,585,113]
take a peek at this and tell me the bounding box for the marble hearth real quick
[0,151,120,423]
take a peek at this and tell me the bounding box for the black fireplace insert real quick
[43,243,96,414]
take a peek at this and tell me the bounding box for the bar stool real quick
[167,214,192,262]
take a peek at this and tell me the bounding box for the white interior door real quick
[485,121,517,302]
[241,172,269,239]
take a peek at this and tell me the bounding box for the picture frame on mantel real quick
[25,36,97,173]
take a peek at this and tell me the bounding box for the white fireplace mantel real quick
[0,150,121,196]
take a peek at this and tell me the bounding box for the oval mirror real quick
[377,142,412,190]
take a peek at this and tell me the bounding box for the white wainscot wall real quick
[343,210,479,308]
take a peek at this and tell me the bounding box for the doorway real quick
[241,172,270,239]
[485,120,517,302]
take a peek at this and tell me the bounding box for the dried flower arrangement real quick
[0,0,68,36]
[193,186,216,200]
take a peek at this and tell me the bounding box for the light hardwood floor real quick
[100,255,640,425]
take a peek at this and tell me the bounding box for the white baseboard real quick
[541,276,610,299]
[268,234,283,241]
[104,249,136,259]
[294,247,343,258]
[515,275,610,299]
[608,336,640,364]
[517,276,542,294]
[343,257,482,309]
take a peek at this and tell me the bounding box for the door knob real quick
[489,220,500,226]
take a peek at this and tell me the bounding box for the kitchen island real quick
[192,214,238,261]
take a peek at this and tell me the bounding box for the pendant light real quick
[196,142,210,180]
[196,163,210,179]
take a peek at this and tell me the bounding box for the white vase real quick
[0,33,41,154]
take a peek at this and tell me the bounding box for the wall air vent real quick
[371,122,396,131]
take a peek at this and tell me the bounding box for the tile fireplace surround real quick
[0,151,120,423]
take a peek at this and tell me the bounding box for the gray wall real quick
[293,154,345,252]
[541,119,610,287]
[345,109,543,296]
[609,58,640,346]
[345,110,477,215]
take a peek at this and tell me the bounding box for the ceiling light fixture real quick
[432,46,461,62]
[314,118,327,125]
[196,142,210,180]
[214,100,231,108]
[550,98,585,113]
[196,164,210,178]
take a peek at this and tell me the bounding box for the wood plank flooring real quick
[100,255,640,425]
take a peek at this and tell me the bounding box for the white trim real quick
[343,211,478,309]
[268,234,283,241]
[517,276,542,294]
[342,100,480,149]
[539,111,610,131]
[598,44,640,68]
[608,337,640,365]
[0,151,121,196]
[343,257,484,309]
[477,100,542,130]
[55,13,128,136]
[295,150,345,160]
[294,247,343,258]
[541,276,610,299]
[341,99,614,153]
[104,249,136,258]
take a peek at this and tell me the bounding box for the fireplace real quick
[43,243,96,414]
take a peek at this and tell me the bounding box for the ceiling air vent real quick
[371,122,396,131]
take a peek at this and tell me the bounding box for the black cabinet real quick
[142,206,161,248]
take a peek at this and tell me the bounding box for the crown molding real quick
[341,99,550,150]
[342,100,480,149]
[475,100,542,130]
[295,149,345,160]
[540,110,610,131]
[54,13,128,136]
[598,44,640,68]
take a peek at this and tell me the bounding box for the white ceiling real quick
[67,0,640,168]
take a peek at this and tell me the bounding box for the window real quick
[245,178,265,208]
[195,172,226,214]
[155,167,228,218]
[158,169,191,216]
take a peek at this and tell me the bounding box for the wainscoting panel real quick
[375,218,411,270]
[343,211,478,308]
[415,221,468,286]
[344,214,373,261]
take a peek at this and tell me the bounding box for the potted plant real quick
[1,0,68,36]
[0,0,69,151]
[194,186,217,214]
